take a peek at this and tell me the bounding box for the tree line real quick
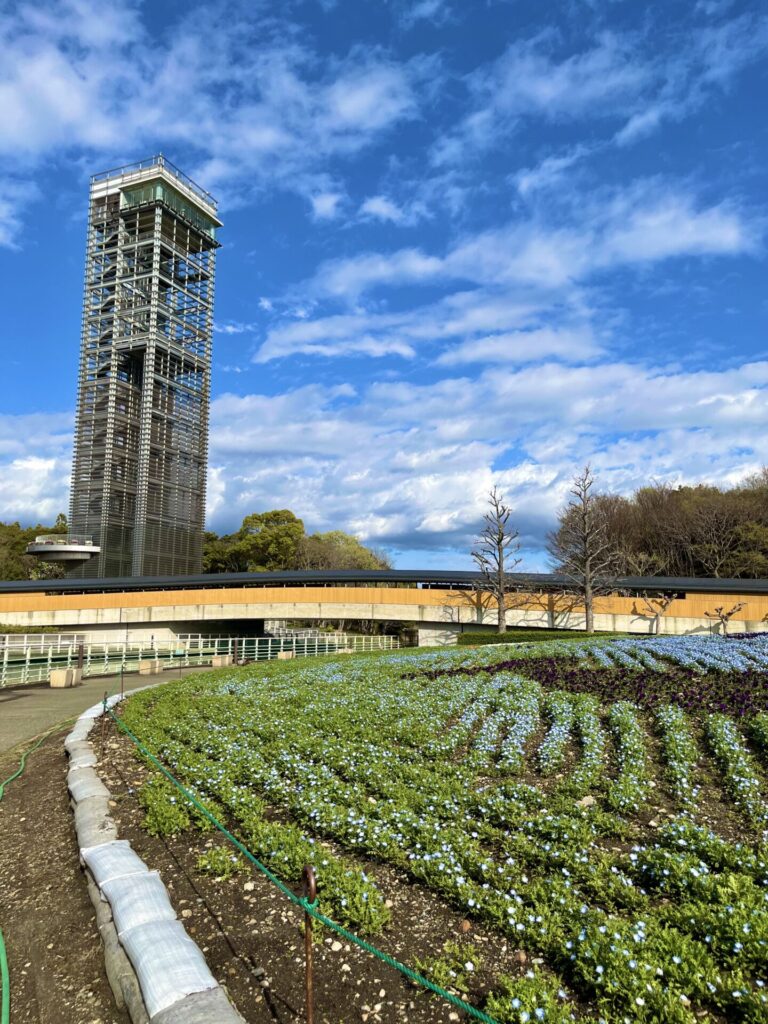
[0,514,69,580]
[473,466,768,634]
[0,509,390,581]
[203,509,391,573]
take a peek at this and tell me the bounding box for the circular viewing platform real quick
[26,535,101,564]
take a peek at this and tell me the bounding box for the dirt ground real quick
[0,733,130,1024]
[0,724,522,1024]
[99,722,527,1024]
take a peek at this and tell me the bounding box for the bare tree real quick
[690,500,742,578]
[705,602,746,637]
[471,487,522,634]
[638,593,675,635]
[548,465,617,633]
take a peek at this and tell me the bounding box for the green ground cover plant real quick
[456,629,629,646]
[119,635,768,1023]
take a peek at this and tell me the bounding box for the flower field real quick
[120,634,768,1024]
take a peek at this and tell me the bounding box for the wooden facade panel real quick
[0,585,766,621]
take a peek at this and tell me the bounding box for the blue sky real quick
[0,0,767,569]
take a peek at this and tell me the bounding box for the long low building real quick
[0,570,766,644]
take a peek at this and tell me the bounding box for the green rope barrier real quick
[108,707,500,1024]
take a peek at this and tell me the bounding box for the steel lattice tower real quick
[69,156,221,577]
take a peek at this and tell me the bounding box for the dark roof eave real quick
[0,569,766,597]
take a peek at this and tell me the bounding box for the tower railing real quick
[90,155,217,210]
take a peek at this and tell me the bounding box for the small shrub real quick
[414,939,483,995]
[197,845,245,880]
[485,971,577,1023]
[138,775,190,836]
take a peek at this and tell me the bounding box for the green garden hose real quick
[0,733,48,802]
[0,926,8,1024]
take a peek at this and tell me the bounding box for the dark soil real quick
[0,733,130,1024]
[99,724,532,1024]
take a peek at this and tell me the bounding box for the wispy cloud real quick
[0,0,433,210]
[202,358,768,563]
[300,180,756,301]
[0,179,39,248]
[436,326,602,365]
[311,191,345,219]
[513,144,596,197]
[398,0,453,29]
[436,14,768,164]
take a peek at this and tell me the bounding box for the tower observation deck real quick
[68,156,222,578]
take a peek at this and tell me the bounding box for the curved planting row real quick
[119,638,768,1024]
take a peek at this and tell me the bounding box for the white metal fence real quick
[0,633,401,688]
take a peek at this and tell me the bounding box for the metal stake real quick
[302,864,317,1024]
[100,691,108,758]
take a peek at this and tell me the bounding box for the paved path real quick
[0,665,211,758]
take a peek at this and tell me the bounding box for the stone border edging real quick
[65,687,245,1024]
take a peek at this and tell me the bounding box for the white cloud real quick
[600,191,751,262]
[323,62,418,132]
[434,33,650,164]
[256,181,756,364]
[436,326,601,365]
[0,1,431,213]
[358,192,429,225]
[312,247,444,299]
[201,358,768,564]
[360,195,405,222]
[0,413,72,522]
[513,145,594,197]
[311,192,344,219]
[436,15,768,164]
[399,0,452,30]
[255,288,558,362]
[484,34,651,121]
[0,178,39,248]
[3,360,767,566]
[616,13,768,143]
[214,321,256,335]
[300,180,756,302]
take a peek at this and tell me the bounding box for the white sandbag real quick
[69,750,98,770]
[102,871,176,936]
[82,840,149,887]
[66,722,93,744]
[65,737,94,757]
[65,733,93,754]
[80,703,108,720]
[150,985,245,1023]
[75,797,118,848]
[68,767,110,803]
[121,919,217,1019]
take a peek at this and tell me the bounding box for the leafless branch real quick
[471,486,521,634]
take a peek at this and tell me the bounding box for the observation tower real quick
[64,155,222,577]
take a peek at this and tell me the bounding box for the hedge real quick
[456,628,627,646]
